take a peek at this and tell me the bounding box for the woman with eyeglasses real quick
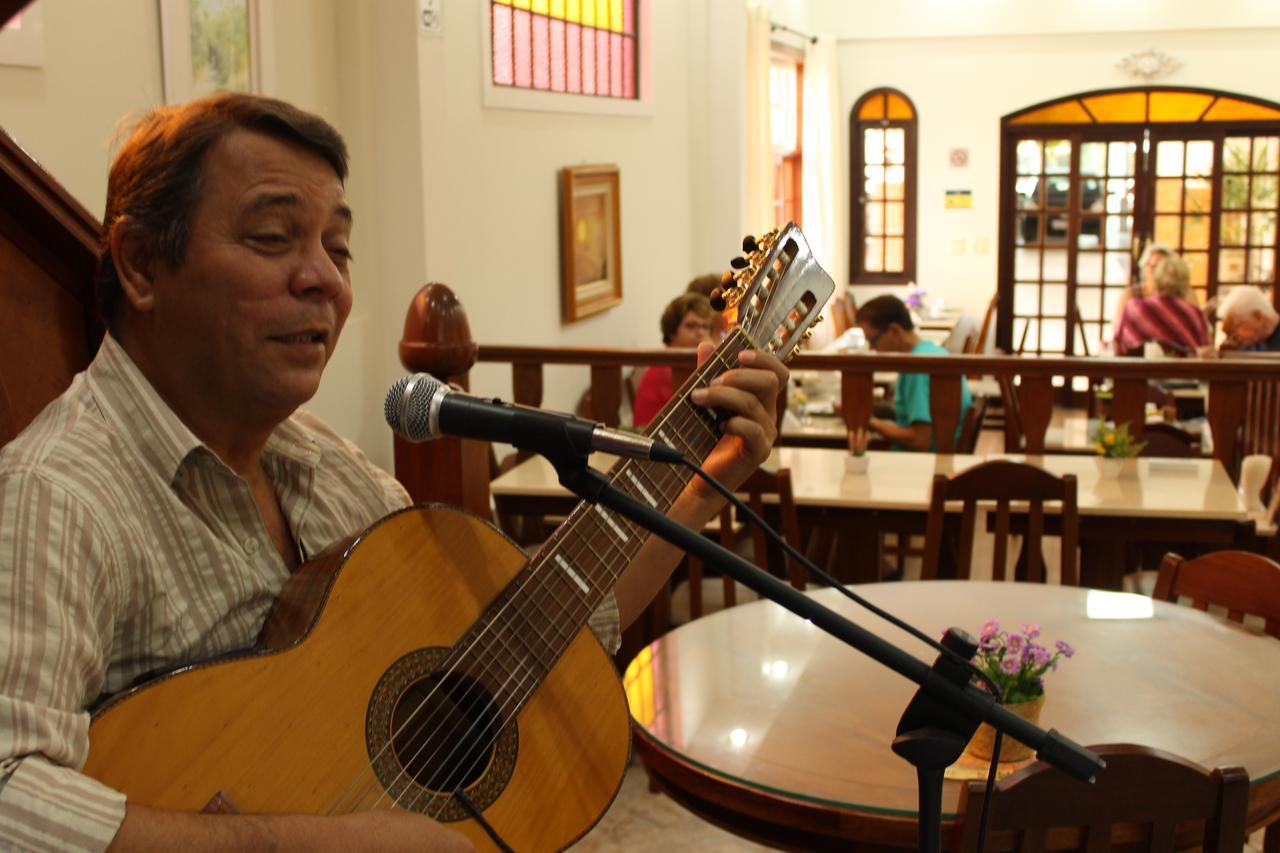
[633,293,715,428]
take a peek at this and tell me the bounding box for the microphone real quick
[384,373,685,464]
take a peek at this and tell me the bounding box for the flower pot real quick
[1095,457,1138,479]
[845,454,869,475]
[965,695,1044,762]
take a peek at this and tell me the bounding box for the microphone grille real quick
[384,373,442,441]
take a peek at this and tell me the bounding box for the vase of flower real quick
[1090,420,1144,477]
[845,427,869,474]
[964,620,1074,763]
[966,695,1044,762]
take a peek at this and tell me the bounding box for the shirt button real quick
[243,538,259,555]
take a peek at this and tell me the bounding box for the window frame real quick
[849,87,918,285]
[996,86,1280,354]
[770,46,804,229]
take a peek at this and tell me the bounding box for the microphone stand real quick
[544,450,1103,853]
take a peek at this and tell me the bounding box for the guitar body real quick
[84,506,631,851]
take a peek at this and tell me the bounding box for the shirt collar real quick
[87,334,208,485]
[87,334,322,483]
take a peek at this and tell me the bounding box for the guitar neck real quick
[450,330,754,718]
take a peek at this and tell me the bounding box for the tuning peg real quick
[742,234,759,253]
[708,288,727,311]
[729,256,749,269]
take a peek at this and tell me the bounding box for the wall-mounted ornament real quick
[1117,50,1180,82]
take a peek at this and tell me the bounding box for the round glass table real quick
[622,581,1280,850]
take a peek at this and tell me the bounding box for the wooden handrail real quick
[474,345,1275,480]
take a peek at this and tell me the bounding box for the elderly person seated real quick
[1218,284,1280,352]
[1111,250,1207,355]
[858,295,971,451]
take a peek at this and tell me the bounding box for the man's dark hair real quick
[96,92,349,328]
[660,293,713,344]
[857,294,914,333]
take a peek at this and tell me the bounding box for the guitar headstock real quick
[713,222,835,363]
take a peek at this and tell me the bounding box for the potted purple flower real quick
[966,620,1074,762]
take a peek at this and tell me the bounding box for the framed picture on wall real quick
[159,0,263,104]
[0,5,44,68]
[560,164,623,323]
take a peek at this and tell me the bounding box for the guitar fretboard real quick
[447,329,755,720]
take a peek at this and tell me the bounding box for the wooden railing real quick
[475,345,1280,480]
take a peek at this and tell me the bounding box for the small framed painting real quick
[159,0,261,104]
[0,6,44,68]
[560,164,623,323]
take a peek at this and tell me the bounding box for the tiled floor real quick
[575,760,1268,850]
[574,760,771,851]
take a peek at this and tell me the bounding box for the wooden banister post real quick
[1111,378,1147,440]
[1208,379,1246,481]
[929,375,962,453]
[511,362,544,408]
[1019,375,1054,455]
[395,283,492,519]
[589,365,623,427]
[841,368,873,440]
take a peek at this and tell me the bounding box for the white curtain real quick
[801,34,845,347]
[744,4,773,234]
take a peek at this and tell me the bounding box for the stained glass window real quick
[491,0,639,99]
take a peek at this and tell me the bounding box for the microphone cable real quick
[673,455,1007,853]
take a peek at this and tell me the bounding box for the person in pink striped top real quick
[1110,250,1208,355]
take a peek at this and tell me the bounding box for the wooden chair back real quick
[685,466,805,620]
[922,460,1078,585]
[953,743,1249,853]
[830,290,857,337]
[956,395,990,455]
[1154,550,1280,639]
[0,127,103,452]
[1138,422,1198,458]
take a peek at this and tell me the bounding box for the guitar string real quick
[358,400,715,818]
[405,345,741,822]
[324,336,746,818]
[339,302,791,820]
[391,344,736,819]
[333,255,803,817]
[381,342,738,819]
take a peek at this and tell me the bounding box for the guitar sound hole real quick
[390,672,502,793]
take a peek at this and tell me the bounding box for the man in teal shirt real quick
[858,295,971,451]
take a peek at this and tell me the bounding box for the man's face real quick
[1141,250,1170,294]
[1223,310,1270,347]
[857,321,896,352]
[143,129,353,423]
[671,311,713,348]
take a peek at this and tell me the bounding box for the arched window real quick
[850,88,918,284]
[998,86,1280,355]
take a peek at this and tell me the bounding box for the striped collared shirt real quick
[0,335,618,850]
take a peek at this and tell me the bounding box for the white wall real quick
[0,0,745,472]
[791,1,1280,320]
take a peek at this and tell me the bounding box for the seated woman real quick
[633,293,714,428]
[1111,252,1207,355]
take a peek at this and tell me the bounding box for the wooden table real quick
[623,581,1280,850]
[489,450,1252,589]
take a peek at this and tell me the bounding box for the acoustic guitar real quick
[83,223,835,850]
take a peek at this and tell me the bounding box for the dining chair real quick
[1138,422,1199,458]
[952,743,1249,852]
[1154,550,1280,639]
[921,459,1078,585]
[668,466,806,625]
[956,395,990,455]
[995,373,1025,453]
